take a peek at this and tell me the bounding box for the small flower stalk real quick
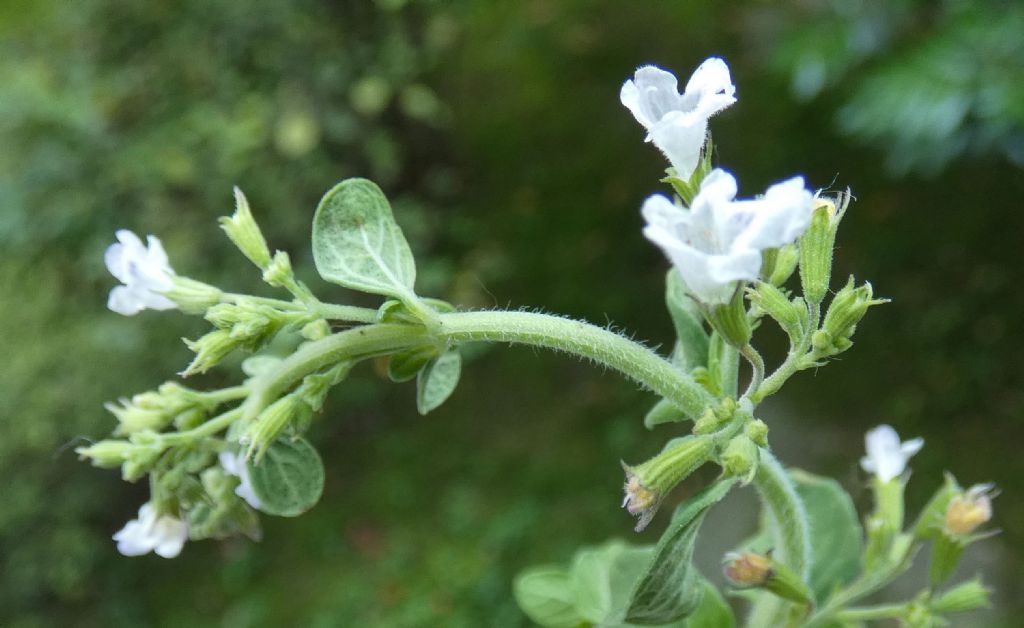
[622,435,715,531]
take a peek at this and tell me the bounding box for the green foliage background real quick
[1,0,1021,625]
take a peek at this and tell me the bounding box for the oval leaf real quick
[312,178,417,301]
[513,566,584,628]
[247,437,325,517]
[416,348,462,415]
[684,578,735,628]
[644,398,688,429]
[622,477,738,624]
[790,469,864,602]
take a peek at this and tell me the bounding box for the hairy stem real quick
[244,310,712,421]
[747,449,812,628]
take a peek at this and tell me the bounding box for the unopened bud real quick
[723,551,812,605]
[930,578,991,614]
[301,319,331,341]
[747,283,807,342]
[721,435,759,485]
[220,187,272,268]
[244,394,304,460]
[822,277,887,343]
[767,244,799,286]
[262,250,293,288]
[622,435,715,531]
[182,330,242,376]
[799,192,849,305]
[121,430,166,481]
[744,419,769,447]
[164,276,223,315]
[706,289,751,349]
[76,440,134,468]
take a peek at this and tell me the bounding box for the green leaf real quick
[416,348,462,415]
[570,541,654,624]
[513,566,583,627]
[622,477,738,624]
[312,178,417,302]
[644,398,688,429]
[684,578,735,628]
[790,469,864,602]
[387,346,439,383]
[247,437,325,517]
[665,270,709,372]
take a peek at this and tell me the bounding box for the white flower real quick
[642,168,814,304]
[620,58,736,179]
[105,229,177,315]
[219,450,262,509]
[113,503,188,558]
[860,424,924,483]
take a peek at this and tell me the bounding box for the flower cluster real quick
[622,59,814,306]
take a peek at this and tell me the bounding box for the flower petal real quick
[683,57,736,119]
[650,111,708,180]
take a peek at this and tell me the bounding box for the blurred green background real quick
[2,0,1021,625]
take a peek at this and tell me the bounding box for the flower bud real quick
[693,398,736,434]
[182,330,241,376]
[944,484,996,537]
[821,277,887,345]
[723,551,812,605]
[219,187,272,268]
[930,578,991,614]
[163,276,224,315]
[262,250,294,288]
[705,289,751,349]
[766,244,799,287]
[721,435,759,485]
[244,394,304,460]
[76,440,134,468]
[301,319,331,341]
[744,419,769,447]
[622,435,715,531]
[799,192,849,305]
[121,430,167,481]
[747,283,807,343]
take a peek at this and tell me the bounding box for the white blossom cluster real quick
[622,58,815,305]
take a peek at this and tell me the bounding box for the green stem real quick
[834,603,907,622]
[747,449,811,628]
[163,407,244,445]
[740,344,765,400]
[751,303,820,403]
[244,310,713,421]
[222,292,378,323]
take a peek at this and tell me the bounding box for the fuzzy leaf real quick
[416,349,462,415]
[312,178,417,302]
[684,578,735,628]
[644,398,688,429]
[513,566,583,627]
[622,477,738,624]
[791,469,864,602]
[247,437,325,517]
